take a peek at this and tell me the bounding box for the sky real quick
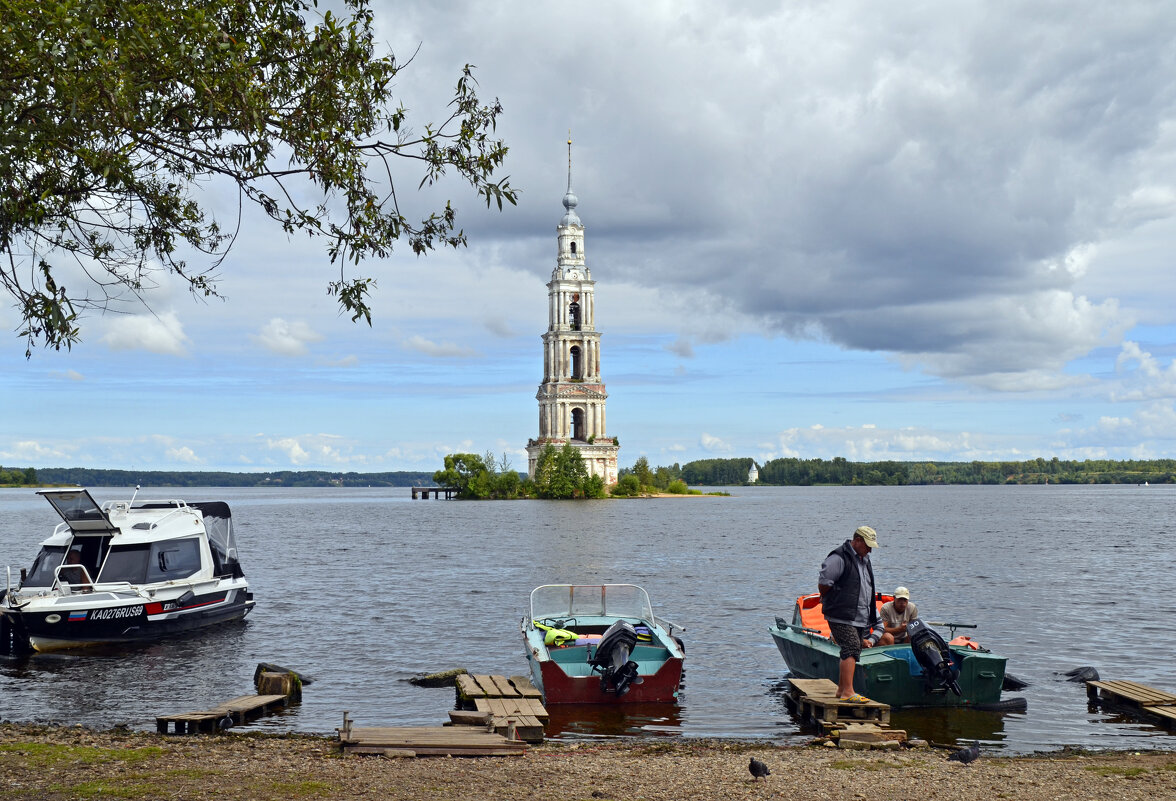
[5,0,1176,475]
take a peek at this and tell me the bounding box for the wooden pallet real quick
[786,678,891,725]
[452,674,547,742]
[1087,679,1176,729]
[338,713,526,757]
[156,694,289,734]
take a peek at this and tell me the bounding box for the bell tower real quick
[526,139,620,484]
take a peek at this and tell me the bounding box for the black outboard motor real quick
[589,620,645,696]
[907,618,962,696]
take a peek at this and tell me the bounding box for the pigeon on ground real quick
[748,756,771,780]
[947,745,980,765]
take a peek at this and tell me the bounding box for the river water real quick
[1,484,1173,753]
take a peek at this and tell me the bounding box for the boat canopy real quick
[190,501,241,575]
[530,584,654,622]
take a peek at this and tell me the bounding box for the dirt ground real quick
[2,724,1174,801]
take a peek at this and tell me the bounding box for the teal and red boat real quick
[769,592,1012,709]
[521,584,685,704]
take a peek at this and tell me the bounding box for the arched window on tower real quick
[570,345,582,380]
[572,408,585,441]
[569,300,581,331]
[570,241,577,255]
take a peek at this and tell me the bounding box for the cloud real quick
[100,311,190,355]
[0,440,70,462]
[666,338,694,358]
[165,446,201,464]
[51,370,85,381]
[403,335,479,358]
[1113,341,1176,401]
[699,432,733,453]
[254,318,324,357]
[267,437,310,465]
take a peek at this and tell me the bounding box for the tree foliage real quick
[1,0,516,355]
[433,451,524,499]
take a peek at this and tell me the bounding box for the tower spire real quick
[567,131,573,192]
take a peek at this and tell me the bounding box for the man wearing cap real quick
[818,525,882,702]
[878,587,918,645]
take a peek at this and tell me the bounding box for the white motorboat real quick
[1,488,254,653]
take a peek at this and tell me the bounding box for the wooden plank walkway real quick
[156,694,290,734]
[1087,679,1176,729]
[453,674,547,743]
[338,713,526,757]
[786,678,892,725]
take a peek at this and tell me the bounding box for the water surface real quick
[2,484,1173,753]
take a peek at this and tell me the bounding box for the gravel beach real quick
[2,724,1174,801]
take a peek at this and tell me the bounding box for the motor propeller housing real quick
[907,618,962,696]
[589,620,645,696]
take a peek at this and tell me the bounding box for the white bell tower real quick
[526,139,620,484]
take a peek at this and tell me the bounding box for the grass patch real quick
[50,778,164,799]
[0,743,165,768]
[1084,765,1149,777]
[260,779,333,797]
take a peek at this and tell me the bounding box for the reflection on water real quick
[545,703,683,738]
[3,484,1176,753]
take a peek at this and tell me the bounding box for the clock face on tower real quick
[567,269,582,279]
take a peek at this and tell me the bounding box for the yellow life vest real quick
[532,620,578,646]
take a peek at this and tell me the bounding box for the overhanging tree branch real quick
[1,0,517,357]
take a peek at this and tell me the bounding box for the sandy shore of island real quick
[2,724,1174,801]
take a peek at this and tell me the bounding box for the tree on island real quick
[433,452,524,500]
[532,444,606,499]
[2,0,516,356]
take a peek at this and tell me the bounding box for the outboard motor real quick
[907,618,962,696]
[589,620,645,696]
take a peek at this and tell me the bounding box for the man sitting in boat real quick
[818,525,883,703]
[878,586,918,645]
[59,548,93,592]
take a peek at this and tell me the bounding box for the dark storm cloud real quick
[375,1,1175,386]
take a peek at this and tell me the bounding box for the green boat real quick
[768,593,1010,709]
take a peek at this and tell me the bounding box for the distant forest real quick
[0,467,433,488]
[672,456,1176,486]
[2,456,1173,489]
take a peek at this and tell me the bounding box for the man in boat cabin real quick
[878,586,918,645]
[818,525,882,703]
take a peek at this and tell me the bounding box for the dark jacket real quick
[820,539,878,627]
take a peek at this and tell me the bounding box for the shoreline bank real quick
[2,724,1173,801]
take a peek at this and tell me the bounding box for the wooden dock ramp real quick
[156,694,290,734]
[452,674,547,743]
[786,678,892,724]
[1087,679,1176,729]
[338,712,526,757]
[785,678,904,748]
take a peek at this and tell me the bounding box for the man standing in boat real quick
[818,525,882,703]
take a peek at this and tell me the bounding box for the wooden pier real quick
[1087,679,1176,729]
[784,678,905,748]
[785,678,892,725]
[156,694,290,734]
[410,486,458,499]
[338,712,527,757]
[453,674,548,743]
[156,664,302,734]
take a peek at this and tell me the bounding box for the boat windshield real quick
[24,546,67,587]
[98,538,203,584]
[530,584,654,622]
